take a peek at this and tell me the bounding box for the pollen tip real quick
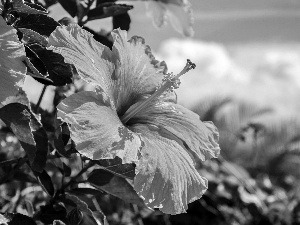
[187,59,196,70]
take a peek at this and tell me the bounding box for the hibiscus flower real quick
[47,25,220,214]
[145,0,194,37]
[0,16,27,107]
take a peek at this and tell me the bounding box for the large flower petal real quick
[129,99,220,162]
[47,25,115,101]
[0,16,26,105]
[110,29,166,115]
[57,90,142,163]
[132,124,208,214]
[48,26,167,115]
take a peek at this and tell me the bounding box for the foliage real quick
[1,0,300,224]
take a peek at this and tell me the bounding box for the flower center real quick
[121,59,196,124]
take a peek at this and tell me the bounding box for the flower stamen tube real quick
[121,59,196,123]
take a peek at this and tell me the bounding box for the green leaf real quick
[1,213,37,225]
[64,194,106,225]
[67,188,104,196]
[19,28,48,46]
[113,11,131,31]
[96,157,135,179]
[57,0,77,17]
[0,17,26,105]
[39,204,67,224]
[12,0,47,14]
[88,3,133,21]
[53,122,73,158]
[33,169,55,197]
[0,103,48,172]
[15,14,60,37]
[27,44,74,86]
[88,170,145,206]
[14,171,37,183]
[67,208,83,225]
[62,162,71,177]
[53,220,66,225]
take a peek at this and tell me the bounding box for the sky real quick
[24,0,300,120]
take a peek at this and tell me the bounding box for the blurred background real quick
[19,0,300,224]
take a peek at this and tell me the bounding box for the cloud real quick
[157,39,300,117]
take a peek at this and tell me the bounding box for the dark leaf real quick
[19,28,48,46]
[54,122,74,158]
[24,2,47,12]
[0,103,48,172]
[24,45,47,76]
[14,171,37,183]
[57,0,77,17]
[113,11,131,31]
[27,44,74,86]
[1,212,37,225]
[12,0,47,14]
[82,26,113,48]
[64,194,106,225]
[53,220,67,225]
[33,169,55,197]
[87,3,133,21]
[58,17,76,26]
[88,169,114,186]
[67,187,104,196]
[63,162,71,177]
[96,0,117,7]
[88,170,144,206]
[15,14,60,37]
[96,157,135,179]
[40,203,67,224]
[67,208,83,225]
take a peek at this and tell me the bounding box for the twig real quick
[35,85,47,114]
[0,157,28,167]
[62,161,94,189]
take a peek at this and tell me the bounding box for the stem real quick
[62,161,94,189]
[0,157,28,167]
[35,85,47,114]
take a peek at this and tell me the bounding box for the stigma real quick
[121,59,196,124]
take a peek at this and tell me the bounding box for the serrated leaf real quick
[12,0,47,14]
[27,44,73,86]
[33,169,55,197]
[96,157,135,180]
[15,14,60,37]
[1,213,37,225]
[19,28,48,46]
[88,170,145,207]
[0,103,48,172]
[88,3,133,21]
